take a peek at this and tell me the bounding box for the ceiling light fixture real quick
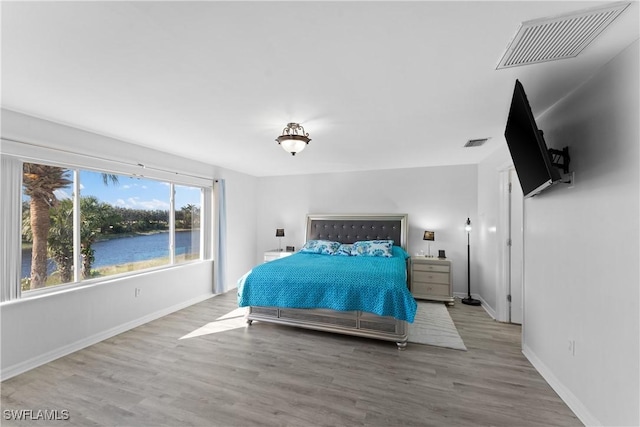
[276,123,311,156]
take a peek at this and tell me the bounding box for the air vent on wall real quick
[464,138,489,148]
[497,2,630,69]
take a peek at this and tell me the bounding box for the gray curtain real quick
[1,156,22,302]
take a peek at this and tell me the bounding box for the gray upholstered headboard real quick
[305,214,408,249]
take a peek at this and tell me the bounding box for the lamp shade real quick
[465,218,472,232]
[275,228,285,237]
[423,231,435,241]
[278,136,309,155]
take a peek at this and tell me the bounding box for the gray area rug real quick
[408,301,467,351]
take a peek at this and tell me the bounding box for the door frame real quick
[497,162,524,324]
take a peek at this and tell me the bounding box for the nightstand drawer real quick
[412,282,450,297]
[412,262,450,273]
[413,271,449,285]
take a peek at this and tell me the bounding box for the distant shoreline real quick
[22,228,200,249]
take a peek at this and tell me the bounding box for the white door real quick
[509,168,524,324]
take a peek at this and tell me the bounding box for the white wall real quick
[217,167,257,291]
[254,165,478,296]
[0,109,258,379]
[521,41,639,426]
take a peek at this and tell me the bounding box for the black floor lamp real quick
[462,218,481,306]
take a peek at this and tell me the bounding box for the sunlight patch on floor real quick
[180,307,248,340]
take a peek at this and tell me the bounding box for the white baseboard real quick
[0,293,215,381]
[453,292,497,319]
[522,343,599,426]
[453,292,597,425]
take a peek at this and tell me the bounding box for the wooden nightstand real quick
[410,257,454,306]
[263,250,294,262]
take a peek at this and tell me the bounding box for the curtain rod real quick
[2,137,216,182]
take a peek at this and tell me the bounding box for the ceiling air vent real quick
[464,138,489,148]
[497,2,630,69]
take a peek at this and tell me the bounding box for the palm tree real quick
[22,163,119,288]
[30,196,122,282]
[48,199,74,283]
[79,196,121,278]
[22,164,72,288]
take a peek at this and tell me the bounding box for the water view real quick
[21,230,200,278]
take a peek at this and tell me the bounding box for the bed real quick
[237,213,416,349]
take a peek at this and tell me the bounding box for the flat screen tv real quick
[504,80,562,198]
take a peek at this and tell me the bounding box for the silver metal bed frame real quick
[246,213,410,349]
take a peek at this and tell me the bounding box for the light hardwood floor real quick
[1,291,581,426]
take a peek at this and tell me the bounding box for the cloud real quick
[114,197,169,210]
[138,198,169,210]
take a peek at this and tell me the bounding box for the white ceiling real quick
[2,1,638,177]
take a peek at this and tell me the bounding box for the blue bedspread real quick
[237,250,416,323]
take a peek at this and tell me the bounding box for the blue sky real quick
[48,169,201,211]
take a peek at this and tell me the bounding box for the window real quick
[174,185,202,264]
[21,163,74,290]
[19,161,207,293]
[79,169,173,280]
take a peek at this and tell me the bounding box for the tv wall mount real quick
[548,146,570,174]
[538,130,571,176]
